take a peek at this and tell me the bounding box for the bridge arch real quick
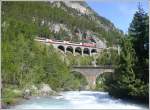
[66,46,73,54]
[71,71,88,87]
[75,47,82,55]
[58,45,65,52]
[83,48,90,55]
[96,72,113,88]
[91,49,97,54]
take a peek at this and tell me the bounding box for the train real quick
[38,37,96,47]
[82,43,96,47]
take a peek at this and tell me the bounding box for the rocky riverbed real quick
[1,83,59,109]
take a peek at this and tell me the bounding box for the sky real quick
[86,0,149,33]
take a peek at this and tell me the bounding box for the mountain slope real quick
[50,1,123,46]
[2,1,123,47]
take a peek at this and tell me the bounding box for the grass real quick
[2,87,23,105]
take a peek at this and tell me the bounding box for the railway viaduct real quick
[35,38,120,56]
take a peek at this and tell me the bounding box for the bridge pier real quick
[73,47,75,56]
[85,75,97,89]
[89,48,92,56]
[81,48,83,56]
[64,46,67,54]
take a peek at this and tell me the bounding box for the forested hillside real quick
[2,1,122,90]
[2,1,122,46]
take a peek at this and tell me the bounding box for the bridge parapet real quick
[72,65,113,69]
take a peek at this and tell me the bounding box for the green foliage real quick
[96,49,119,65]
[71,71,88,86]
[2,1,122,45]
[96,6,149,103]
[128,6,149,59]
[104,38,148,102]
[2,2,91,103]
[96,72,115,91]
[2,87,22,105]
[104,39,135,95]
[62,71,88,91]
[78,56,94,65]
[4,1,148,106]
[95,74,106,91]
[64,53,94,66]
[128,6,149,83]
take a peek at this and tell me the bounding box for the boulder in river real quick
[23,89,31,99]
[31,85,38,91]
[22,83,58,97]
[39,83,56,96]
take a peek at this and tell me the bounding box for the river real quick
[11,91,148,109]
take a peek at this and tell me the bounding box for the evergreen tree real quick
[105,38,148,101]
[128,4,149,83]
[128,4,148,61]
[106,38,135,96]
[105,5,149,102]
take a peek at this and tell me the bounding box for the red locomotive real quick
[82,43,96,47]
[41,37,96,47]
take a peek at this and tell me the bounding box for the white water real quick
[12,91,148,109]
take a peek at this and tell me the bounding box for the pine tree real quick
[128,3,149,83]
[107,38,135,96]
[106,4,149,101]
[106,38,148,102]
[128,3,149,62]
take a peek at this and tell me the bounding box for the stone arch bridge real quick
[35,38,120,56]
[35,38,105,56]
[72,65,114,89]
[53,43,99,56]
